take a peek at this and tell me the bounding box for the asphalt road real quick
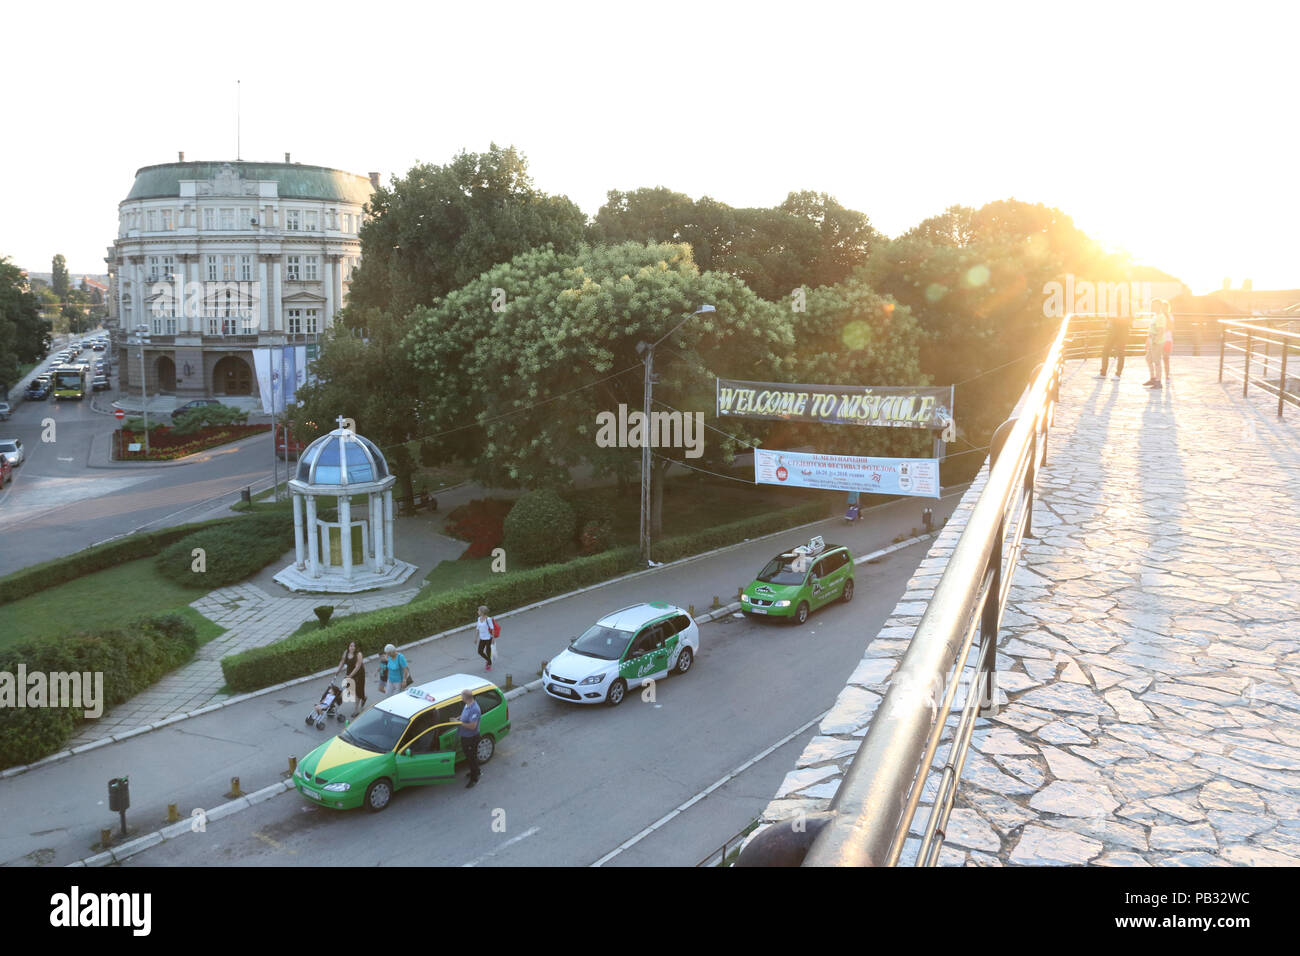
[117,543,922,868]
[0,358,274,577]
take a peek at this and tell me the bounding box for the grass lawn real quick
[412,557,501,603]
[0,557,226,650]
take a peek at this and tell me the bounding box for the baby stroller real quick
[306,682,346,730]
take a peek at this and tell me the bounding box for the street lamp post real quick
[131,324,151,455]
[636,304,715,564]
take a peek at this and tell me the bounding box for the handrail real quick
[1217,318,1299,418]
[739,315,1068,868]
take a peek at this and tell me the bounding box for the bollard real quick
[688,604,694,617]
[100,828,112,848]
[167,803,180,823]
[712,595,720,609]
[504,673,515,690]
[107,776,130,835]
[288,756,297,775]
[226,777,245,799]
[737,586,743,599]
[241,486,251,503]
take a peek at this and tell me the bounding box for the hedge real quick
[0,613,199,770]
[0,513,274,606]
[503,489,575,566]
[220,498,837,693]
[155,512,295,588]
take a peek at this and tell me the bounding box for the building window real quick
[328,209,338,230]
[286,256,300,281]
[239,206,251,228]
[239,255,253,281]
[303,256,319,281]
[161,209,174,231]
[161,255,175,279]
[207,256,218,281]
[203,208,216,230]
[148,256,161,281]
[305,308,319,333]
[287,308,302,334]
[146,210,156,231]
[221,255,236,281]
[285,209,300,231]
[152,315,177,335]
[220,208,234,230]
[305,210,319,231]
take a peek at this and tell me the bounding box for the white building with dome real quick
[105,155,376,407]
[274,419,417,594]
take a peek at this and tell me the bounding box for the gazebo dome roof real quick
[295,426,389,486]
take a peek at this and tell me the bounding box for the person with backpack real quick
[475,606,499,671]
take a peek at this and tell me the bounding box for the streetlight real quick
[130,323,152,455]
[636,304,715,563]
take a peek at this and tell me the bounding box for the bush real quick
[564,492,615,555]
[0,515,265,605]
[578,520,613,555]
[502,489,575,566]
[314,605,334,627]
[155,512,295,588]
[0,613,199,770]
[444,498,514,560]
[170,404,249,436]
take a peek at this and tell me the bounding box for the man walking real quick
[1100,315,1129,378]
[455,688,482,788]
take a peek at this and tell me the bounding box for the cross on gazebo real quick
[337,415,350,431]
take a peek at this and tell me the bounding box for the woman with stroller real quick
[337,641,367,718]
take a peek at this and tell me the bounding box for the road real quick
[0,345,275,577]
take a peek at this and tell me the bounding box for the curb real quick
[6,501,961,781]
[60,532,941,867]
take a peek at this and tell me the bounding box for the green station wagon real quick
[740,537,855,625]
[294,674,510,812]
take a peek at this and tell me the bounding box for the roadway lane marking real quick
[460,826,540,867]
[589,708,830,867]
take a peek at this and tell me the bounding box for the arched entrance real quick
[213,355,253,395]
[156,356,177,393]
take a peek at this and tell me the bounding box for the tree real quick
[347,144,587,318]
[51,254,69,299]
[0,258,51,376]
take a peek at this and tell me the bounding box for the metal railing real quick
[1218,317,1300,418]
[1061,312,1231,361]
[737,315,1070,867]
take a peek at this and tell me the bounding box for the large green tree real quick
[51,254,69,298]
[0,258,51,385]
[347,144,587,318]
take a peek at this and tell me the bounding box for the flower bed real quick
[444,497,515,559]
[113,423,270,461]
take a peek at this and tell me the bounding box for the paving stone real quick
[944,809,1001,852]
[1029,781,1119,818]
[1009,825,1103,865]
[1150,822,1218,852]
[1146,796,1206,823]
[1206,811,1275,843]
[1017,683,1116,717]
[1035,721,1093,746]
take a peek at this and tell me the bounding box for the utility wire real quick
[651,451,754,485]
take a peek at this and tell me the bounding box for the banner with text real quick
[717,378,953,430]
[754,449,940,498]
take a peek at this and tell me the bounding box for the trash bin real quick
[108,776,130,812]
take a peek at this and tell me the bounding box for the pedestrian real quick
[454,688,482,788]
[1099,315,1130,379]
[376,648,390,694]
[1143,302,1169,389]
[1161,301,1175,383]
[337,640,367,718]
[383,642,411,693]
[474,605,497,672]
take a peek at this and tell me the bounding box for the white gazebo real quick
[273,417,417,593]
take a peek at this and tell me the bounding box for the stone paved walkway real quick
[754,356,1300,866]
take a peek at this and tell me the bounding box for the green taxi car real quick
[294,674,510,812]
[740,537,855,625]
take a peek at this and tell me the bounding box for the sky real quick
[4,0,1297,294]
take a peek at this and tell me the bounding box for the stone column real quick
[323,256,335,325]
[185,255,200,333]
[134,259,147,331]
[258,257,270,333]
[271,258,283,332]
[340,492,353,581]
[292,492,305,570]
[330,254,343,323]
[383,488,395,566]
[370,493,383,570]
[306,494,320,578]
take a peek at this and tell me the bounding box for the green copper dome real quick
[125,161,373,205]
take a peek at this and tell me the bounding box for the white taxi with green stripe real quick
[543,602,699,706]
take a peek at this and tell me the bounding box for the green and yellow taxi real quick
[294,674,510,812]
[740,536,855,625]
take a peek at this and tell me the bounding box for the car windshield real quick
[339,707,409,753]
[571,624,633,661]
[757,555,810,586]
[0,442,16,453]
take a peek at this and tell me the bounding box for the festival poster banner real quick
[754,449,940,498]
[716,378,953,430]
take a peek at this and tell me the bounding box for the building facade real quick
[105,157,375,404]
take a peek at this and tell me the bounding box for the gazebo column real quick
[370,493,383,571]
[292,491,306,570]
[306,494,320,578]
[340,493,353,581]
[383,488,395,566]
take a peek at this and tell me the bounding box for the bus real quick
[51,363,91,400]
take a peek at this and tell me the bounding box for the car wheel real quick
[794,602,810,626]
[364,778,393,812]
[476,735,495,764]
[606,678,627,707]
[674,648,694,675]
[841,579,855,603]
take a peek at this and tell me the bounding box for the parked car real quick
[171,399,225,420]
[25,380,50,400]
[293,674,510,812]
[543,602,699,706]
[0,403,10,421]
[740,536,855,625]
[0,439,24,468]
